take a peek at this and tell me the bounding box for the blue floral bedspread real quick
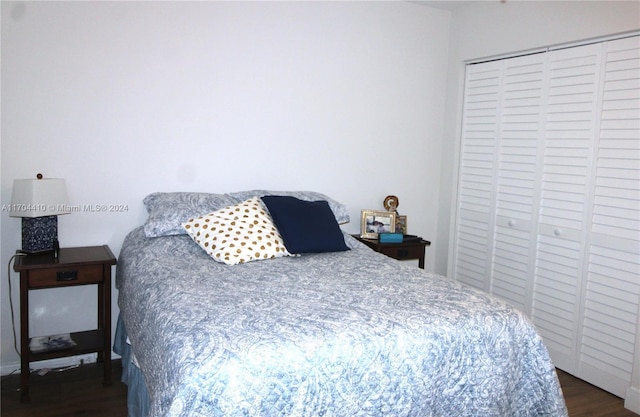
[116,226,567,417]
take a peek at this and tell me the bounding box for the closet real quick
[452,35,639,398]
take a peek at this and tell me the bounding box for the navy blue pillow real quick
[261,195,350,254]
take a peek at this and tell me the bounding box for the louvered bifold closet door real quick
[532,43,603,374]
[490,53,546,312]
[454,35,640,400]
[579,36,640,398]
[453,61,502,291]
[453,54,546,310]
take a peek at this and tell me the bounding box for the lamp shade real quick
[10,178,71,218]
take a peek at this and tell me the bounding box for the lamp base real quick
[21,216,58,253]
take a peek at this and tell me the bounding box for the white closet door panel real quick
[581,335,634,374]
[544,163,590,175]
[582,245,640,396]
[534,44,600,367]
[591,93,640,238]
[453,61,502,290]
[602,88,640,102]
[539,44,601,233]
[579,36,640,398]
[491,54,545,310]
[495,54,544,222]
[533,45,601,372]
[492,223,531,310]
[534,232,583,371]
[455,213,492,289]
[542,189,584,206]
[538,207,583,230]
[592,214,639,240]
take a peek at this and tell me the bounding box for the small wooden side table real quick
[13,245,117,402]
[353,235,431,269]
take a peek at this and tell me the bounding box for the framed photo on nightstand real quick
[360,210,396,239]
[396,215,407,235]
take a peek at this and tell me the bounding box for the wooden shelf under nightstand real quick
[13,245,117,402]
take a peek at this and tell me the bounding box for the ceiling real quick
[408,0,500,11]
[408,1,485,11]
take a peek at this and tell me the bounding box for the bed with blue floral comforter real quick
[115,223,567,417]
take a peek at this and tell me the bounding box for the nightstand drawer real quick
[28,265,104,288]
[378,245,424,260]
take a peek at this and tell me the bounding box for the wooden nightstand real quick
[13,245,117,402]
[353,235,431,269]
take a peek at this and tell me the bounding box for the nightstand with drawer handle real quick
[13,245,117,402]
[352,235,431,269]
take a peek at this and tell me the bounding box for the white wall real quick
[437,1,639,412]
[0,1,451,372]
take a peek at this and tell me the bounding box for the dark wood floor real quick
[1,361,637,416]
[556,369,638,417]
[1,361,127,417]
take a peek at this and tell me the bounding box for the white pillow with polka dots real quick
[182,197,290,265]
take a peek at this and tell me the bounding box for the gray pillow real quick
[227,190,350,224]
[142,192,239,237]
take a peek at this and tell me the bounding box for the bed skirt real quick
[114,315,150,417]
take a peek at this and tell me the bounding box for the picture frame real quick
[360,210,396,239]
[395,215,407,235]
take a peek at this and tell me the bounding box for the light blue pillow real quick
[228,190,350,224]
[143,192,238,237]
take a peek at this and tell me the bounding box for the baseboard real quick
[625,385,640,414]
[1,352,121,377]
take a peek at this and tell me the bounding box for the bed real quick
[114,191,568,417]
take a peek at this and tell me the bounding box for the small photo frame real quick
[396,215,407,235]
[360,210,396,239]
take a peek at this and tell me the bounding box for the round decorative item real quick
[383,195,399,212]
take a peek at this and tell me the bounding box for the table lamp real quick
[10,174,71,253]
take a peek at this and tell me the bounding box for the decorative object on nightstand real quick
[9,174,71,254]
[383,195,407,235]
[383,195,399,212]
[13,245,117,402]
[379,232,403,243]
